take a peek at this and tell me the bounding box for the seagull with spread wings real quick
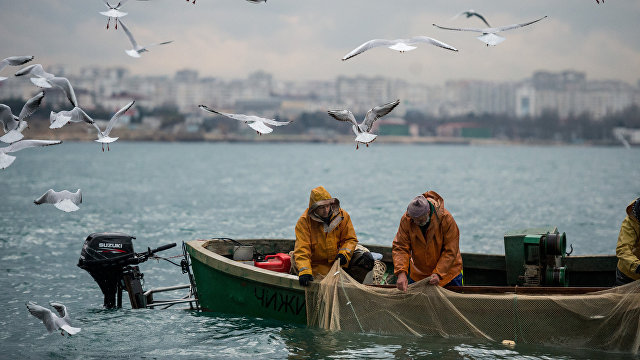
[34,189,82,212]
[90,100,135,151]
[199,105,291,135]
[451,9,491,27]
[0,91,45,143]
[14,64,78,108]
[328,99,400,149]
[0,139,62,170]
[26,302,81,336]
[433,16,547,46]
[118,19,173,58]
[342,36,457,61]
[0,55,33,82]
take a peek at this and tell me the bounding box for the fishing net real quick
[306,261,640,353]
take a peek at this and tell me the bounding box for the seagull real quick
[100,0,149,30]
[90,100,135,151]
[0,91,45,144]
[433,16,548,47]
[26,301,81,336]
[0,55,34,82]
[342,36,458,61]
[451,9,491,27]
[118,19,173,58]
[199,105,291,135]
[34,189,82,212]
[49,106,95,129]
[14,64,78,107]
[0,139,62,170]
[328,99,400,149]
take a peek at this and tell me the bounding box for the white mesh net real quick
[306,261,640,353]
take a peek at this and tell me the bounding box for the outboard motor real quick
[77,232,176,309]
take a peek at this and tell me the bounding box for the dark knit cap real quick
[407,196,430,218]
[634,197,640,221]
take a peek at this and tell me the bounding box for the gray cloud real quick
[1,0,638,85]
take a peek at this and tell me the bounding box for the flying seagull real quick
[26,301,81,336]
[118,19,173,58]
[49,106,95,129]
[34,189,82,212]
[0,55,34,82]
[328,99,400,149]
[90,100,135,151]
[342,36,458,61]
[0,91,45,144]
[433,16,548,46]
[14,64,78,107]
[100,0,149,30]
[199,105,291,135]
[451,9,491,27]
[0,139,62,170]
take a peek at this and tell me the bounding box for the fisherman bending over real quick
[392,190,463,292]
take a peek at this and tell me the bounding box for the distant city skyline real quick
[1,1,639,86]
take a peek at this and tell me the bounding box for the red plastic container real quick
[254,253,291,273]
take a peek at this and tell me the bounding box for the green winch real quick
[504,226,568,287]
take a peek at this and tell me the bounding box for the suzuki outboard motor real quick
[77,232,176,309]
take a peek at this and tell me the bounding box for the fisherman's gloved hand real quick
[299,274,313,286]
[336,254,347,265]
[361,252,374,270]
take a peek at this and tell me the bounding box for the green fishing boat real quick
[184,226,617,325]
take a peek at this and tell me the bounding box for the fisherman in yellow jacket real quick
[392,190,463,291]
[615,198,640,286]
[294,186,359,286]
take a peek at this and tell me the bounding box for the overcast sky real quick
[1,0,639,85]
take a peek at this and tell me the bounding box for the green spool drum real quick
[543,232,566,256]
[545,266,567,286]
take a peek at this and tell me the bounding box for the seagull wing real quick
[48,77,78,108]
[14,64,53,79]
[200,106,252,122]
[26,302,57,333]
[0,58,7,73]
[407,36,458,52]
[104,100,135,136]
[0,139,62,154]
[0,104,16,132]
[495,16,547,32]
[49,302,68,320]
[257,118,290,127]
[328,109,358,127]
[432,23,485,33]
[471,13,491,27]
[34,189,57,205]
[1,56,33,69]
[141,40,173,51]
[363,99,400,132]
[18,91,45,122]
[118,19,139,49]
[342,39,395,61]
[247,120,273,134]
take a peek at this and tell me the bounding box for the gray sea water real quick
[1,142,638,359]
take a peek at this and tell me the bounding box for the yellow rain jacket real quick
[616,200,640,280]
[392,190,463,286]
[294,186,358,277]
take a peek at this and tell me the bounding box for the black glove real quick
[336,254,347,265]
[361,251,374,270]
[636,266,640,274]
[299,274,313,286]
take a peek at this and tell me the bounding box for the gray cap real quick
[407,195,430,218]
